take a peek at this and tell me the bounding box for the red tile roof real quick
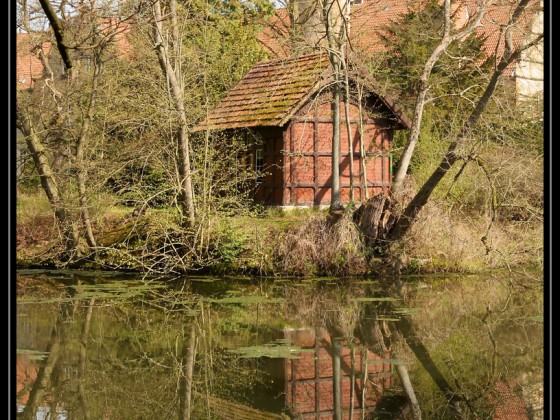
[259,0,541,73]
[194,53,411,131]
[258,8,293,58]
[16,19,132,90]
[349,0,425,54]
[193,54,331,131]
[474,0,540,73]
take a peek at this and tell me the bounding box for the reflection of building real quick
[284,327,394,418]
[16,353,38,406]
[16,354,70,419]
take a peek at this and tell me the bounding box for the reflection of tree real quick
[179,324,196,420]
[20,302,69,420]
[78,298,95,420]
[16,273,542,419]
[356,276,543,419]
[356,308,422,419]
[282,274,542,419]
[18,276,285,418]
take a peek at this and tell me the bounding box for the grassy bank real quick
[16,190,542,276]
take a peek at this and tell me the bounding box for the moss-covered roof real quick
[193,54,331,131]
[194,53,412,132]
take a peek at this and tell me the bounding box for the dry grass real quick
[274,213,367,276]
[395,200,543,273]
[16,188,541,274]
[16,192,57,252]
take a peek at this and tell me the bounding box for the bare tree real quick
[16,101,80,253]
[16,0,131,255]
[391,0,543,240]
[321,0,345,210]
[150,0,196,228]
[392,0,493,194]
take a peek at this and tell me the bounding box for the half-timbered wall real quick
[282,93,393,206]
[251,92,395,207]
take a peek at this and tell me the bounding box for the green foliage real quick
[209,222,249,264]
[375,0,490,168]
[378,1,488,101]
[371,0,544,231]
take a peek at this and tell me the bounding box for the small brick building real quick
[194,54,410,207]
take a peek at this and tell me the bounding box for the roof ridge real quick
[254,52,327,68]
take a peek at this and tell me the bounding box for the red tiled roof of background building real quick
[349,0,424,54]
[259,0,541,74]
[16,18,132,91]
[474,0,540,73]
[258,8,292,58]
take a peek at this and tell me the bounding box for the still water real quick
[16,270,543,419]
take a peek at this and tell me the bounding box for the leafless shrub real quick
[275,214,367,276]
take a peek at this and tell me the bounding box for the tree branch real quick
[38,0,73,72]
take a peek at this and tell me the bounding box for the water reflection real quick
[16,271,543,419]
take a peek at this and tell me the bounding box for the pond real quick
[15,270,543,419]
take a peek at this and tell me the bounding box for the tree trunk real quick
[344,65,355,204]
[390,29,542,241]
[78,298,95,420]
[353,194,395,245]
[357,84,369,200]
[323,0,344,210]
[75,56,102,249]
[21,304,69,420]
[349,345,355,419]
[21,334,61,420]
[392,0,492,194]
[392,315,465,418]
[331,79,342,209]
[16,102,79,253]
[152,0,196,227]
[38,0,73,74]
[396,364,422,420]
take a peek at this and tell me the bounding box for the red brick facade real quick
[254,92,394,206]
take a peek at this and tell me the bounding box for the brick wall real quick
[282,94,393,206]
